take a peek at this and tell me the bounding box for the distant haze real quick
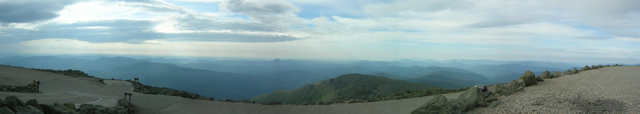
[1,0,639,63]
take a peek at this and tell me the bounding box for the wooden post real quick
[124,92,132,103]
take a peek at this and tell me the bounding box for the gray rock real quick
[481,91,493,98]
[458,88,486,109]
[450,99,468,112]
[540,70,553,79]
[564,70,573,75]
[553,71,564,77]
[487,101,501,108]
[62,103,75,110]
[485,94,499,102]
[5,96,25,111]
[510,79,525,92]
[580,65,590,72]
[15,105,43,114]
[411,95,454,114]
[25,99,42,113]
[517,70,537,86]
[494,84,513,96]
[0,107,15,114]
[536,76,544,82]
[38,104,56,114]
[78,104,95,113]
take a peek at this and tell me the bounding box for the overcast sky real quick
[0,0,638,63]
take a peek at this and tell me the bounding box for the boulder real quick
[573,68,579,74]
[4,96,25,111]
[53,102,76,114]
[487,101,501,108]
[564,70,573,75]
[540,70,553,79]
[449,99,468,113]
[481,91,493,98]
[591,65,597,69]
[38,104,57,114]
[553,71,564,77]
[510,79,525,92]
[517,70,537,86]
[15,105,43,114]
[580,65,590,72]
[485,94,499,102]
[458,88,486,109]
[78,104,96,114]
[536,76,544,82]
[411,95,454,114]
[25,99,43,112]
[0,107,15,114]
[494,84,513,96]
[62,103,75,110]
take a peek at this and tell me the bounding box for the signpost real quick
[124,92,132,103]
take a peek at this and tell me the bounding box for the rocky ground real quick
[472,66,639,114]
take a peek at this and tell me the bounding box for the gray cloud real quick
[173,14,282,32]
[0,0,75,23]
[464,14,558,28]
[222,0,300,24]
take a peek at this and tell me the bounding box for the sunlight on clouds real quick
[55,2,136,22]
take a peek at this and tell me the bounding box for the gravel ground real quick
[472,66,640,114]
[148,92,464,114]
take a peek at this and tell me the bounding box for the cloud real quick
[576,36,613,40]
[0,0,76,23]
[221,0,300,25]
[172,14,281,32]
[463,14,559,28]
[362,0,472,17]
[1,18,299,43]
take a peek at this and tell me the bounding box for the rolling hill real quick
[406,70,491,89]
[250,73,441,104]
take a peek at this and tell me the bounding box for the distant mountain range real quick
[0,56,591,100]
[250,74,441,104]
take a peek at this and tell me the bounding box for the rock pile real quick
[412,88,497,114]
[0,82,39,93]
[412,64,621,114]
[129,80,213,100]
[0,96,136,114]
[540,70,553,79]
[580,65,591,72]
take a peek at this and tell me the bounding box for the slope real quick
[92,62,275,100]
[406,70,491,89]
[251,73,441,104]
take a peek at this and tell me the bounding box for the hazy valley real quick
[0,55,602,101]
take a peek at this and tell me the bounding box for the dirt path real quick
[473,66,640,113]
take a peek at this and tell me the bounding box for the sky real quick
[0,0,639,63]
